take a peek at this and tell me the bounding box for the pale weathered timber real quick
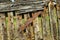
[48,1,57,40]
[45,7,52,40]
[0,14,3,40]
[14,11,22,40]
[33,12,41,40]
[44,5,54,40]
[52,5,57,40]
[1,13,8,40]
[0,13,7,40]
[56,5,60,40]
[48,1,53,40]
[24,14,29,40]
[41,6,47,40]
[7,12,14,40]
[16,12,26,40]
[18,15,26,40]
[29,24,35,40]
[38,15,43,40]
[25,13,31,40]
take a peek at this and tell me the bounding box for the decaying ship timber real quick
[0,0,60,40]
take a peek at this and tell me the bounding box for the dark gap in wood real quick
[30,12,33,26]
[58,18,60,19]
[31,22,33,26]
[23,29,26,33]
[17,14,20,16]
[29,12,32,18]
[22,14,24,19]
[38,14,41,17]
[2,23,4,26]
[5,12,7,17]
[54,5,56,8]
[13,11,15,16]
[40,39,43,40]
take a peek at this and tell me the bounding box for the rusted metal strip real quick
[18,11,42,32]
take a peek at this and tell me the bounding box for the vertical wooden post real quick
[42,6,52,40]
[2,13,8,40]
[18,15,25,40]
[0,13,3,40]
[15,11,26,40]
[33,12,40,40]
[29,13,35,40]
[45,9,50,40]
[41,6,47,40]
[0,13,7,40]
[56,4,60,40]
[14,11,21,40]
[7,12,14,40]
[24,14,29,40]
[25,13,31,40]
[48,1,57,40]
[38,14,43,40]
[45,7,52,40]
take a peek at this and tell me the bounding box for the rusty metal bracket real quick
[18,11,43,32]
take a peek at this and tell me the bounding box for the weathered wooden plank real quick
[18,15,26,40]
[0,13,7,40]
[33,12,41,40]
[56,5,60,40]
[2,13,8,40]
[41,6,47,40]
[0,14,3,40]
[38,16,43,40]
[29,13,35,40]
[7,12,14,40]
[42,5,55,40]
[15,11,27,40]
[25,13,31,40]
[46,7,52,40]
[48,1,57,40]
[30,24,35,40]
[14,11,21,40]
[24,14,29,40]
[57,19,60,40]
